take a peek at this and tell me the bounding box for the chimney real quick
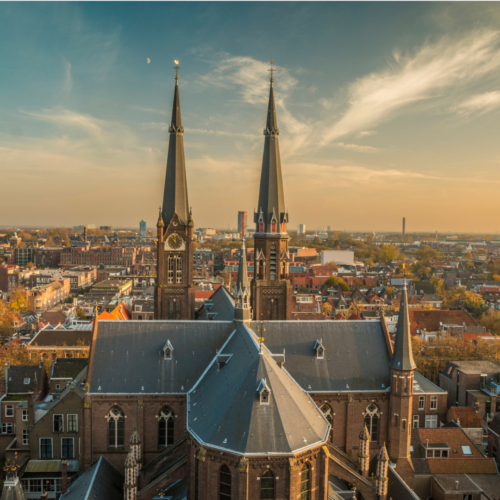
[52,351,57,363]
[455,480,459,490]
[61,459,68,494]
[40,490,48,500]
[456,417,461,427]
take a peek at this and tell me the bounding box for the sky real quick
[2,2,500,233]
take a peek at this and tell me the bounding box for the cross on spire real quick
[268,61,275,82]
[173,59,180,82]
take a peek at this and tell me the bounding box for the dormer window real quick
[314,340,325,359]
[257,379,271,405]
[163,340,174,360]
[23,378,30,385]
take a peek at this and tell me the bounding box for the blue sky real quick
[2,2,500,232]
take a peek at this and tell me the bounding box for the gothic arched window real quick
[219,464,231,500]
[168,256,174,283]
[321,404,333,442]
[300,463,310,500]
[107,407,124,448]
[270,245,277,281]
[175,256,182,284]
[364,403,380,442]
[260,470,275,500]
[158,406,175,447]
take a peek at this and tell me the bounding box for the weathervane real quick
[268,60,275,82]
[174,59,180,80]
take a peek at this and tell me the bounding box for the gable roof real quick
[6,365,44,394]
[408,310,478,336]
[188,323,329,455]
[448,407,483,428]
[51,358,88,380]
[196,286,234,321]
[28,329,92,348]
[88,320,234,394]
[60,455,123,500]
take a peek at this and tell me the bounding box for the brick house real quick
[26,279,71,312]
[0,264,19,293]
[412,372,448,430]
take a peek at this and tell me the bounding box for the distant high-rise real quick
[327,226,331,232]
[100,226,112,232]
[297,224,306,235]
[139,220,147,237]
[237,211,247,238]
[402,217,406,236]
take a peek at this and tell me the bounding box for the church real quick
[79,66,420,500]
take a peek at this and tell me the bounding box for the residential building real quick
[34,247,63,268]
[0,264,19,292]
[26,279,71,312]
[61,246,136,267]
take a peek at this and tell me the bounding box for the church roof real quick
[255,77,287,227]
[162,74,189,227]
[88,320,234,394]
[187,323,329,455]
[252,320,391,392]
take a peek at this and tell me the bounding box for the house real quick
[48,358,88,394]
[409,310,479,340]
[446,406,485,447]
[487,413,500,466]
[412,372,448,430]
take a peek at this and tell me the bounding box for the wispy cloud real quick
[62,60,72,99]
[321,29,500,144]
[334,142,381,153]
[452,91,500,116]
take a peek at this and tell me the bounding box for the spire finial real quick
[174,59,180,84]
[268,60,275,85]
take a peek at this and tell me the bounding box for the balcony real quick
[480,381,500,396]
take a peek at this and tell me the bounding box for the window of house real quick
[461,445,473,456]
[5,405,14,417]
[220,464,231,500]
[158,407,175,447]
[2,423,13,434]
[425,415,437,428]
[67,415,78,432]
[22,409,28,421]
[364,404,380,442]
[413,415,419,428]
[22,429,29,446]
[430,396,438,410]
[29,479,42,493]
[62,438,74,459]
[108,407,124,448]
[53,415,63,432]
[300,463,310,500]
[23,378,30,384]
[419,396,425,410]
[40,438,53,458]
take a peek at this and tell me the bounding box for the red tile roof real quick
[99,301,131,321]
[408,310,478,336]
[448,407,483,428]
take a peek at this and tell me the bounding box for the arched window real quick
[300,463,310,500]
[175,256,182,284]
[260,470,275,499]
[158,406,175,447]
[168,256,174,283]
[219,464,231,500]
[270,245,276,281]
[107,407,124,448]
[321,404,333,442]
[364,404,379,442]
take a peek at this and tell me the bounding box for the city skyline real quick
[2,3,500,231]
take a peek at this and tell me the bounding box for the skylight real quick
[461,445,472,456]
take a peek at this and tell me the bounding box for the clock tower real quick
[155,64,195,320]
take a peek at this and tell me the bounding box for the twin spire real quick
[161,65,189,228]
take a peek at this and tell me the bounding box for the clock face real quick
[167,234,183,250]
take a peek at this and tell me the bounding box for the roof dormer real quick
[163,340,174,360]
[216,354,232,370]
[314,339,325,359]
[257,379,271,405]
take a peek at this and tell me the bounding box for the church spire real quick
[234,239,251,322]
[389,281,416,371]
[162,60,189,227]
[254,62,288,233]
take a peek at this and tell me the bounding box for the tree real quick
[322,303,332,315]
[479,309,500,336]
[8,287,27,312]
[0,300,17,339]
[26,262,35,270]
[298,286,308,293]
[463,292,487,317]
[46,235,55,246]
[416,245,441,261]
[76,308,87,320]
[386,286,395,298]
[464,252,474,260]
[323,276,350,292]
[380,245,400,263]
[324,261,336,268]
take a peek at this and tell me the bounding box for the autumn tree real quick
[416,245,441,261]
[464,252,474,260]
[479,309,500,336]
[323,276,350,292]
[322,303,332,315]
[0,300,17,339]
[379,245,400,263]
[9,287,27,312]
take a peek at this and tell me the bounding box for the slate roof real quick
[413,371,446,394]
[188,323,329,455]
[6,365,44,394]
[88,320,234,394]
[0,477,26,500]
[51,358,88,379]
[28,329,92,347]
[250,320,391,392]
[60,456,123,500]
[196,286,234,321]
[387,466,420,500]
